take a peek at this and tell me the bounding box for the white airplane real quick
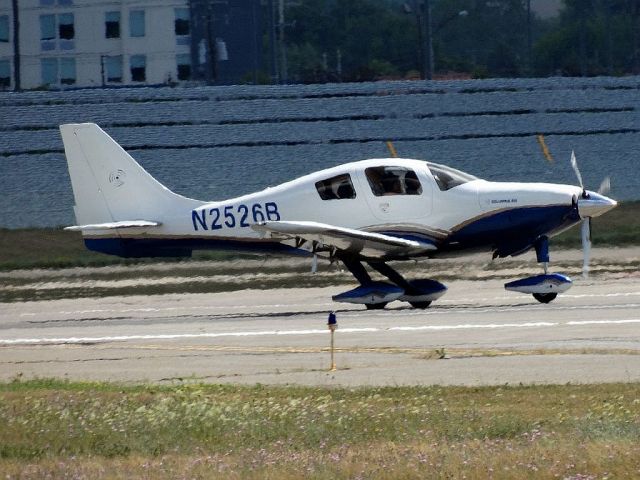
[61,123,617,309]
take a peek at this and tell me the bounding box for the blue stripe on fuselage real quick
[84,237,304,258]
[443,204,580,256]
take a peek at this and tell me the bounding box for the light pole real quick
[11,0,20,91]
[407,1,467,80]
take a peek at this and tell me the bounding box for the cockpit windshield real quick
[426,162,478,191]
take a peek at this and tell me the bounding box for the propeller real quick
[570,151,585,196]
[569,150,612,279]
[597,176,611,196]
[535,138,616,280]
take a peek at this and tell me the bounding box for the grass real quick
[0,379,639,478]
[1,201,639,271]
[0,228,251,271]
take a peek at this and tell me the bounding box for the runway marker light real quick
[327,311,337,371]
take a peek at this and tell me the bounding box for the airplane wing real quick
[252,220,436,259]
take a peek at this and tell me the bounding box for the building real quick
[189,0,262,85]
[0,0,262,90]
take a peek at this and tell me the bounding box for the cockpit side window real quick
[365,166,423,197]
[426,162,478,191]
[315,173,356,200]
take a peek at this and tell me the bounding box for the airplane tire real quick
[409,301,432,309]
[365,302,388,310]
[532,293,558,304]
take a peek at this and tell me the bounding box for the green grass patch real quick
[1,380,639,478]
[0,228,255,271]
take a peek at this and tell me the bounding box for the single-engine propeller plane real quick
[61,123,617,309]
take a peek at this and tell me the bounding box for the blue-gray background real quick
[0,77,638,229]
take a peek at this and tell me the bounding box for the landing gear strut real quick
[331,255,446,309]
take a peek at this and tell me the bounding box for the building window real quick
[41,57,76,86]
[41,58,58,85]
[0,16,9,43]
[60,57,76,85]
[174,8,190,36]
[58,13,74,40]
[0,60,10,88]
[104,55,123,83]
[176,54,191,81]
[130,55,146,82]
[40,14,74,50]
[40,15,56,41]
[105,12,120,39]
[129,10,145,37]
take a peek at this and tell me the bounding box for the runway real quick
[1,276,639,386]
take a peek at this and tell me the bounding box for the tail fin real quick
[60,123,200,228]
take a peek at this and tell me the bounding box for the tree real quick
[533,0,639,76]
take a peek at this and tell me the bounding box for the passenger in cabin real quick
[366,166,422,196]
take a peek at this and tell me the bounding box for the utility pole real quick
[11,0,20,91]
[578,4,587,76]
[251,0,258,84]
[205,0,216,84]
[526,0,532,76]
[268,0,279,83]
[423,0,434,80]
[632,0,640,74]
[278,0,288,84]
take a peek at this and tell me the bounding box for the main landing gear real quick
[504,236,573,304]
[331,256,447,310]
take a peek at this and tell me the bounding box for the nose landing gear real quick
[504,236,573,304]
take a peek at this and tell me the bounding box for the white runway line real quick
[2,319,640,346]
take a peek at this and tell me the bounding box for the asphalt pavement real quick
[2,275,639,386]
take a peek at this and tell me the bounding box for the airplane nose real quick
[577,191,618,218]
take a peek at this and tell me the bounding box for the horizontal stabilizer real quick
[64,220,161,232]
[252,220,436,259]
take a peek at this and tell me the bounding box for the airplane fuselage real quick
[83,158,584,260]
[61,123,617,307]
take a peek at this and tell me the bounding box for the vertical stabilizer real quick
[60,123,200,227]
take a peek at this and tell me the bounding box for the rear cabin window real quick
[365,166,422,196]
[315,174,356,200]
